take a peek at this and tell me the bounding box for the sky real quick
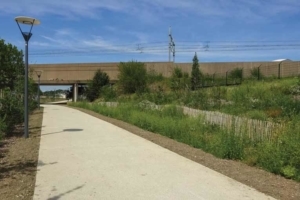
[1,0,300,91]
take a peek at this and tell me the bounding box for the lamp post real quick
[35,71,42,109]
[15,16,40,138]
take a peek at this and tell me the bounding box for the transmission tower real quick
[168,27,175,62]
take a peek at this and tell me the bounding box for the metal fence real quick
[242,62,300,80]
[198,61,300,88]
[200,69,243,88]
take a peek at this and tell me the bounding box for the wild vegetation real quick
[86,69,110,102]
[72,58,300,181]
[0,39,38,138]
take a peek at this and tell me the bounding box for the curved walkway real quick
[34,105,275,200]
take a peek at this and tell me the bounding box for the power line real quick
[28,40,300,57]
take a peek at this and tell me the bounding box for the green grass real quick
[120,77,300,122]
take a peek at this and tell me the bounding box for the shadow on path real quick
[0,160,57,180]
[47,185,85,200]
[42,129,83,136]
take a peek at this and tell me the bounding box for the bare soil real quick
[0,108,43,200]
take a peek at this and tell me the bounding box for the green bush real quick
[147,69,164,84]
[183,90,209,110]
[0,91,24,134]
[86,70,110,102]
[229,68,243,80]
[250,67,263,79]
[170,67,190,91]
[100,85,117,101]
[255,118,300,180]
[118,61,147,94]
[0,39,38,137]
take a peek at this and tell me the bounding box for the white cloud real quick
[30,41,51,47]
[4,0,299,62]
[1,0,299,21]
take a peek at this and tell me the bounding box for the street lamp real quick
[35,71,42,109]
[15,16,40,138]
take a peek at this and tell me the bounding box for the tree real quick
[118,61,147,94]
[191,52,201,90]
[86,69,110,102]
[0,39,24,90]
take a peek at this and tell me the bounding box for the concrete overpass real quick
[29,62,176,101]
[29,61,300,101]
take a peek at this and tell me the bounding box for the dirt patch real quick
[71,106,300,200]
[0,108,43,200]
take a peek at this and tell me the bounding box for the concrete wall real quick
[29,61,300,84]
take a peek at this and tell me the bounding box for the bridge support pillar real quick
[73,83,78,102]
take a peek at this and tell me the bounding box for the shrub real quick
[250,67,263,79]
[100,85,117,101]
[229,68,243,80]
[118,61,147,94]
[170,67,189,91]
[0,39,38,137]
[147,69,164,84]
[0,90,24,134]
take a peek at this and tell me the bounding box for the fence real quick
[197,62,300,88]
[240,61,300,80]
[181,106,284,142]
[201,69,243,88]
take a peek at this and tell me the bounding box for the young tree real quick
[191,52,201,90]
[118,61,147,94]
[86,69,110,102]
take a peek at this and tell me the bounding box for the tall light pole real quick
[35,71,42,109]
[15,16,40,138]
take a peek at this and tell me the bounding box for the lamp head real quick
[35,70,42,77]
[15,16,40,25]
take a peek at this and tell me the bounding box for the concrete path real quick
[34,105,275,200]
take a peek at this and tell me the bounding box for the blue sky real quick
[1,0,300,91]
[1,0,300,64]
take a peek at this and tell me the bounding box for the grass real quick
[120,77,300,122]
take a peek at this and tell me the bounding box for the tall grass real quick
[70,102,300,181]
[130,78,300,121]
